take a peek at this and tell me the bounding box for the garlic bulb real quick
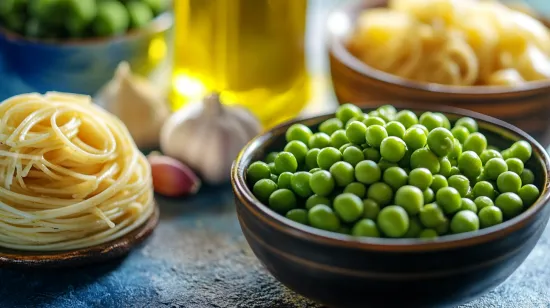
[97,62,170,149]
[160,94,262,184]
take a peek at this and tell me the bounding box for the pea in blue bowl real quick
[0,12,172,101]
[231,104,550,308]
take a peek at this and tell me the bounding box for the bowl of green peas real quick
[0,0,171,100]
[231,103,550,308]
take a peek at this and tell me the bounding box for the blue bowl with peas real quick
[232,104,550,308]
[0,0,172,100]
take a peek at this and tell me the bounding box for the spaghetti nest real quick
[0,92,154,251]
[348,0,550,86]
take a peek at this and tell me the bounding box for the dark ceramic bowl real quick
[0,12,172,101]
[231,104,550,308]
[327,0,550,143]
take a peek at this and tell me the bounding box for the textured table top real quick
[0,185,549,308]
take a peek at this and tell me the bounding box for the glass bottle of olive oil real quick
[171,0,310,128]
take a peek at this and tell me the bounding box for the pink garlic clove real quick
[147,154,201,197]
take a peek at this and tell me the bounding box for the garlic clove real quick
[147,154,201,197]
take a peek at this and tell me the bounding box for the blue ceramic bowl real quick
[0,13,173,101]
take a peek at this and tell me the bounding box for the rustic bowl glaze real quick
[327,0,550,143]
[0,203,159,269]
[232,104,550,308]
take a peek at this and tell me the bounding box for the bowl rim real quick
[326,0,550,96]
[0,12,173,46]
[231,103,550,252]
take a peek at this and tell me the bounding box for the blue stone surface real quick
[0,184,549,308]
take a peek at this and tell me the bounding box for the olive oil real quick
[172,0,310,128]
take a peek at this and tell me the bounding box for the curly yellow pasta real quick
[348,0,550,86]
[0,92,154,251]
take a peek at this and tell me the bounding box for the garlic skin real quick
[148,153,201,197]
[97,62,170,149]
[160,94,262,184]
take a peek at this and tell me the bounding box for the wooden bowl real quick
[327,0,550,143]
[231,104,550,308]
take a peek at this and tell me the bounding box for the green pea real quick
[501,148,512,160]
[364,116,386,127]
[509,140,532,163]
[450,210,479,234]
[383,166,408,190]
[290,172,313,198]
[309,170,335,197]
[448,138,463,160]
[308,132,331,149]
[336,104,362,124]
[310,168,322,173]
[436,187,462,214]
[265,152,278,164]
[127,1,154,29]
[363,148,381,162]
[346,121,368,144]
[347,114,369,127]
[377,205,409,238]
[411,148,440,174]
[305,148,320,170]
[330,130,350,149]
[380,136,407,163]
[366,125,388,148]
[367,182,394,206]
[377,105,397,122]
[451,126,470,144]
[277,172,293,189]
[505,158,524,175]
[274,152,298,174]
[478,206,503,228]
[247,161,271,184]
[497,171,522,193]
[474,196,494,211]
[395,185,424,215]
[269,189,297,213]
[439,157,452,177]
[455,117,478,133]
[435,218,450,235]
[344,182,367,198]
[355,160,381,184]
[330,161,355,187]
[397,149,412,169]
[423,188,435,203]
[268,162,277,174]
[458,151,482,179]
[520,169,535,185]
[93,1,130,36]
[473,181,495,199]
[284,140,308,165]
[480,149,502,165]
[252,179,278,202]
[404,217,423,238]
[403,127,428,151]
[352,219,380,237]
[463,132,487,156]
[342,146,364,167]
[411,124,429,135]
[419,203,446,228]
[460,198,478,213]
[339,143,353,153]
[419,229,438,239]
[319,118,344,136]
[449,166,460,176]
[378,159,398,171]
[305,194,331,210]
[408,168,433,190]
[448,175,470,197]
[495,192,523,219]
[317,147,342,170]
[362,199,380,219]
[286,209,309,225]
[395,110,418,129]
[334,193,364,223]
[430,175,448,193]
[385,121,406,139]
[419,112,444,131]
[484,158,508,180]
[143,0,170,14]
[270,174,278,182]
[435,113,451,129]
[518,184,540,206]
[308,204,341,231]
[427,127,454,157]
